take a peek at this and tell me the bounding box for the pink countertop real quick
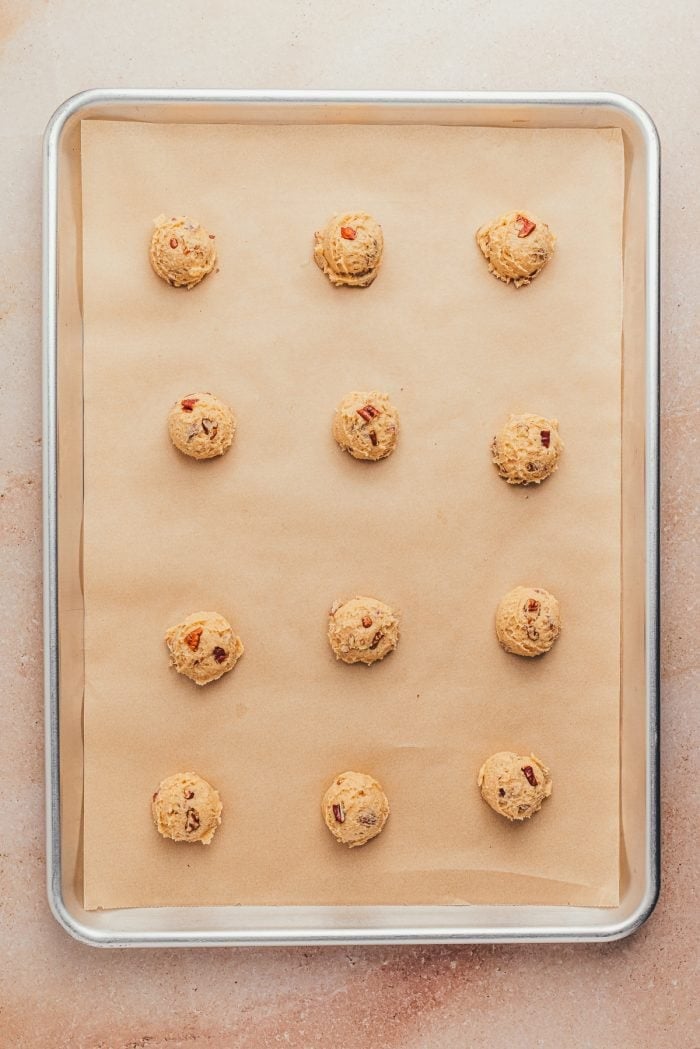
[1,2,697,1045]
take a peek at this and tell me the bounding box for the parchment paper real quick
[80,120,622,909]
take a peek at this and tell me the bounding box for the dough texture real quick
[150,215,217,289]
[168,392,236,460]
[476,210,555,287]
[478,752,552,821]
[152,771,222,843]
[322,771,390,847]
[314,211,384,287]
[332,391,399,461]
[328,596,400,665]
[496,586,561,657]
[492,413,562,485]
[165,611,244,685]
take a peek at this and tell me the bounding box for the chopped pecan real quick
[521,765,539,787]
[340,226,357,240]
[184,627,203,651]
[185,807,201,833]
[540,430,551,448]
[498,788,506,797]
[169,237,179,249]
[516,214,536,238]
[212,646,227,664]
[369,631,384,650]
[368,430,378,447]
[526,599,540,615]
[201,418,218,438]
[332,802,345,823]
[356,404,380,423]
[362,616,373,628]
[184,789,195,800]
[181,397,198,412]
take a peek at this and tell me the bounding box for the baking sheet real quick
[80,120,623,910]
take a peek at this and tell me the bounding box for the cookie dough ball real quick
[496,586,560,657]
[492,413,562,485]
[332,391,399,461]
[165,611,244,685]
[314,211,384,287]
[149,215,217,289]
[322,771,390,847]
[476,210,555,287]
[152,771,222,844]
[328,596,400,665]
[478,752,552,821]
[167,392,236,460]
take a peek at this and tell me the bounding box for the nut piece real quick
[149,215,217,290]
[476,210,555,287]
[167,392,236,460]
[492,413,562,485]
[151,771,222,844]
[495,586,561,657]
[328,596,400,665]
[165,611,244,685]
[478,752,552,821]
[322,771,390,847]
[332,391,399,462]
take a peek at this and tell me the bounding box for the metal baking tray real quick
[43,89,659,946]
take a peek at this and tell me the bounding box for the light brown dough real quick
[328,596,400,665]
[152,771,222,843]
[149,215,217,289]
[478,752,552,821]
[322,771,390,847]
[167,392,236,460]
[492,413,562,485]
[332,390,399,461]
[314,211,384,287]
[165,611,244,685]
[476,210,555,287]
[496,586,561,657]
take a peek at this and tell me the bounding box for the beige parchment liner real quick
[80,121,622,910]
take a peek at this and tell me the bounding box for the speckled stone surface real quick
[0,2,697,1046]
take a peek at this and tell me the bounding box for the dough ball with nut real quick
[496,586,560,657]
[322,771,390,847]
[314,211,384,287]
[476,210,555,287]
[152,771,222,844]
[328,596,400,665]
[332,390,399,461]
[478,752,552,821]
[492,413,562,485]
[165,611,244,685]
[149,215,217,289]
[168,392,235,460]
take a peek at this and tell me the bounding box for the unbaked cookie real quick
[149,215,217,289]
[332,391,399,461]
[492,413,562,485]
[496,586,560,657]
[165,611,244,685]
[328,596,400,665]
[476,210,555,287]
[167,392,236,460]
[314,212,384,287]
[322,771,390,847]
[152,771,222,844]
[478,752,552,821]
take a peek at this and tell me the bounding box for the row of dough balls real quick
[152,754,553,850]
[168,391,563,484]
[166,587,560,687]
[149,210,556,291]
